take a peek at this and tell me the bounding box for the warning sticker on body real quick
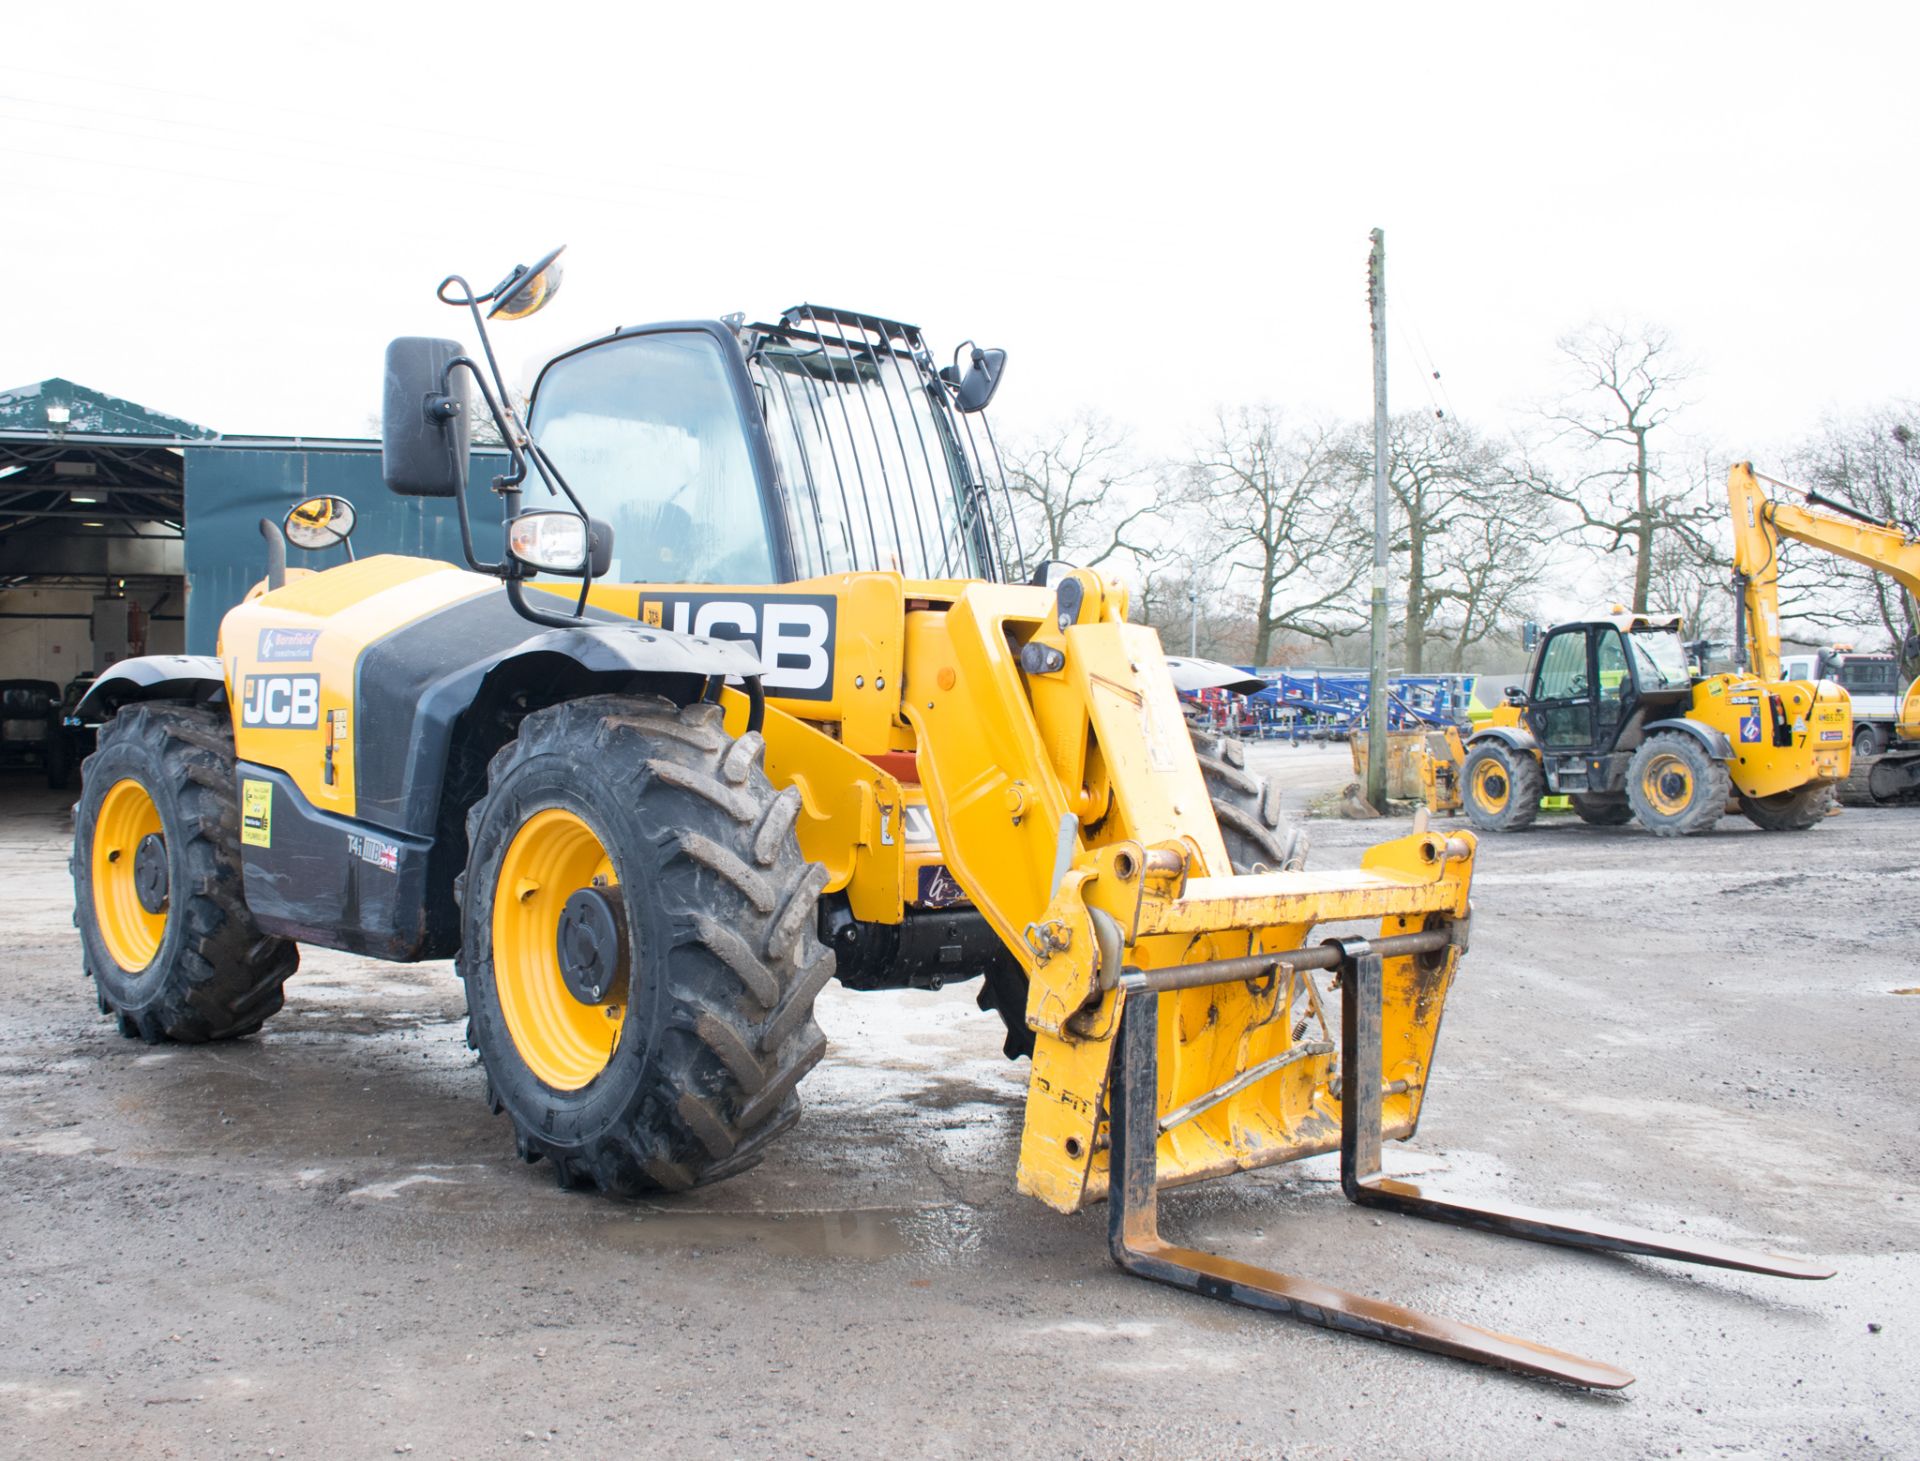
[241,779,272,847]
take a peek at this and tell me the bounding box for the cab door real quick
[1527,627,1595,752]
[1591,627,1634,752]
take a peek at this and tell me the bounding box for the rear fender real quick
[1647,717,1734,761]
[74,656,228,723]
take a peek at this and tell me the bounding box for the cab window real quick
[528,331,775,586]
[1595,629,1630,700]
[1534,629,1589,699]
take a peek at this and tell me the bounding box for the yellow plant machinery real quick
[1729,460,1920,803]
[67,252,1830,1388]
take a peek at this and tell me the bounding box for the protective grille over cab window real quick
[748,306,1018,583]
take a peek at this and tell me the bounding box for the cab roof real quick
[1573,608,1684,634]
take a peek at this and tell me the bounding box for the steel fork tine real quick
[1107,979,1635,1389]
[1336,941,1834,1282]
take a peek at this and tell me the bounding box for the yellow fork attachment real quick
[905,568,1831,1389]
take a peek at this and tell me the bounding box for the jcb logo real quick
[241,675,321,728]
[637,593,837,701]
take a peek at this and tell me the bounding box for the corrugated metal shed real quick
[182,444,508,651]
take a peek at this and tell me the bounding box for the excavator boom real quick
[1728,461,1920,791]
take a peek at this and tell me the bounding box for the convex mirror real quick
[284,495,357,552]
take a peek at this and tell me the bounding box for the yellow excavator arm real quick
[1728,461,1920,739]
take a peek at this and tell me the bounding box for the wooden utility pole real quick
[1366,230,1391,812]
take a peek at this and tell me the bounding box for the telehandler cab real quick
[1456,607,1850,835]
[68,250,1830,1387]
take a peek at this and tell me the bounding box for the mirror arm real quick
[519,442,599,616]
[437,357,511,575]
[506,574,597,631]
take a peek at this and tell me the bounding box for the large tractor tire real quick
[1188,724,1308,872]
[1624,732,1730,837]
[1738,782,1837,831]
[1570,793,1634,826]
[70,703,298,1042]
[459,695,834,1194]
[1461,741,1545,832]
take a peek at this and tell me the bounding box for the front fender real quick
[504,620,765,683]
[1467,724,1538,754]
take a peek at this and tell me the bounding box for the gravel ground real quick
[2,752,1915,1459]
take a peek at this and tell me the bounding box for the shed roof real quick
[0,378,214,440]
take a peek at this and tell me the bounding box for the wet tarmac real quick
[2,760,1915,1458]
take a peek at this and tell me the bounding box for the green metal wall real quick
[182,447,509,653]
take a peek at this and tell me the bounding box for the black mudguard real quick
[74,655,227,722]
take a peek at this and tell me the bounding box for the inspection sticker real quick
[241,779,272,847]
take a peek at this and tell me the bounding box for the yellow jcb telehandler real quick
[67,251,1829,1388]
[1449,606,1849,835]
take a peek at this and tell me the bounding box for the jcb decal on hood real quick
[637,592,837,701]
[241,674,321,728]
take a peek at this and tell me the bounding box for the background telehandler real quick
[1451,605,1849,835]
[67,250,1829,1387]
[1728,460,1920,803]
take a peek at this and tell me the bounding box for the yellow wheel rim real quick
[1641,753,1694,816]
[92,778,167,972]
[492,808,627,1091]
[1471,758,1510,814]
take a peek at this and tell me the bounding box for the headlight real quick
[507,511,589,574]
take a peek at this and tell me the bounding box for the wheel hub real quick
[1483,771,1507,799]
[556,885,629,1006]
[133,833,169,915]
[1657,770,1687,802]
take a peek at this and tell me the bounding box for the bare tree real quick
[1130,557,1257,663]
[1338,413,1554,672]
[1532,322,1713,613]
[1184,407,1367,665]
[1001,411,1160,572]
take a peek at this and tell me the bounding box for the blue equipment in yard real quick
[1187,668,1476,740]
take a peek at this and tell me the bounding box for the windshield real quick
[527,331,774,586]
[748,308,1004,581]
[1627,630,1692,690]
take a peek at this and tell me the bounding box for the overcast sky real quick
[7,3,1915,473]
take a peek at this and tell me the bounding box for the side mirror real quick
[942,346,1007,413]
[488,245,566,321]
[284,496,357,552]
[507,511,614,578]
[382,337,471,498]
[1503,685,1527,705]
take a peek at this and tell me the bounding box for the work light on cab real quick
[506,510,603,575]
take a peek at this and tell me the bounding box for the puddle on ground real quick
[598,1206,922,1261]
